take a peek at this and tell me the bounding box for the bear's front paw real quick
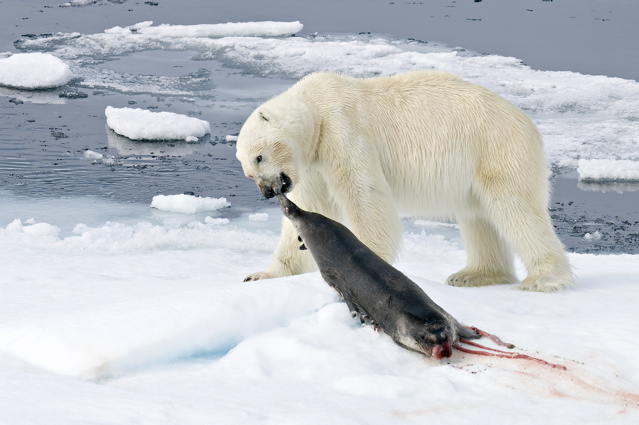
[446,270,517,287]
[243,271,274,282]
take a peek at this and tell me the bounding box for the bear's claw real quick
[243,271,274,282]
[446,270,517,288]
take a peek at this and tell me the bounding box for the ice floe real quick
[105,20,304,38]
[150,194,230,214]
[577,159,639,182]
[0,53,73,89]
[105,106,211,141]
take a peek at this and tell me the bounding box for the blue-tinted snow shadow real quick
[90,278,338,382]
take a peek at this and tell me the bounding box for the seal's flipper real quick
[342,291,371,322]
[343,294,361,318]
[456,323,481,340]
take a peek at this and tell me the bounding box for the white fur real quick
[236,71,573,292]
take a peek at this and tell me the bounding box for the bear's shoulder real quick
[296,72,352,88]
[299,70,461,85]
[389,70,462,83]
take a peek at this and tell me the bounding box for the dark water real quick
[551,174,639,254]
[1,0,638,253]
[0,48,293,210]
[0,83,256,205]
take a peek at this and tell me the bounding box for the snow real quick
[249,213,269,222]
[105,106,211,141]
[5,218,60,238]
[1,195,638,424]
[59,0,98,7]
[577,159,639,182]
[205,216,230,225]
[105,21,304,38]
[150,194,230,214]
[0,53,73,89]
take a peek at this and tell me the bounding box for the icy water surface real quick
[0,47,294,209]
[551,174,639,254]
[1,0,638,252]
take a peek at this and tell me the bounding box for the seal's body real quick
[277,193,479,359]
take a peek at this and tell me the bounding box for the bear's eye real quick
[256,155,263,164]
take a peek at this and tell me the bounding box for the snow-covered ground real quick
[1,191,638,424]
[1,3,639,424]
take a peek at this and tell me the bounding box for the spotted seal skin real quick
[276,191,480,359]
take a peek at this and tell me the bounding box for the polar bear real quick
[236,71,573,292]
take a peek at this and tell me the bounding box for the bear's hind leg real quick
[447,215,518,288]
[483,197,574,292]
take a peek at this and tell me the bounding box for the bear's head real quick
[236,100,315,199]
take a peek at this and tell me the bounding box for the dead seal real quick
[276,192,480,359]
[273,191,567,369]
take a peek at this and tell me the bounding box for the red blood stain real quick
[454,326,566,370]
